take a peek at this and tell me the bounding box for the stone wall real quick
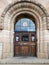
[0,0,49,59]
[0,0,49,17]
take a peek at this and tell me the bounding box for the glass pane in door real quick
[22,34,29,42]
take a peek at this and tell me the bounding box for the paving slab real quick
[0,57,49,64]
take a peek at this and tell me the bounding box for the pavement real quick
[0,57,49,64]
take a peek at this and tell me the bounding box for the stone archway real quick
[14,13,37,56]
[0,0,49,58]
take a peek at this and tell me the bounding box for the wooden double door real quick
[14,32,37,56]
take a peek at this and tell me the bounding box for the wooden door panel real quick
[15,45,36,56]
[28,46,31,56]
[14,32,36,56]
[15,46,20,56]
[31,45,36,56]
[28,45,36,56]
[21,46,28,56]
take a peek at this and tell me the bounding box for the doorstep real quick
[0,57,49,64]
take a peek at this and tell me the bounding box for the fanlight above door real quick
[14,18,36,32]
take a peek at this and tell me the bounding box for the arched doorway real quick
[1,0,48,58]
[14,14,37,56]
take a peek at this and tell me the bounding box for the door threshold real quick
[0,57,49,64]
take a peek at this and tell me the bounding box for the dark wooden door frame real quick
[14,32,37,56]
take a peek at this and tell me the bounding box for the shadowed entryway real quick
[14,15,37,57]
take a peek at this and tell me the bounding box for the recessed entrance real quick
[14,14,37,57]
[0,0,48,59]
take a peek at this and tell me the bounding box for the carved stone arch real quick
[0,0,48,30]
[0,0,49,29]
[0,0,49,58]
[1,0,48,16]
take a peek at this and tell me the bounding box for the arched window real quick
[14,18,36,32]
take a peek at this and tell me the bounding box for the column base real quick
[37,52,48,59]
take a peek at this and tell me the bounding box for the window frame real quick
[21,34,29,42]
[31,33,36,42]
[15,34,20,42]
[14,18,36,32]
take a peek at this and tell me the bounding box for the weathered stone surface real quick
[0,0,49,59]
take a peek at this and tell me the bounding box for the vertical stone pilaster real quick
[47,17,49,30]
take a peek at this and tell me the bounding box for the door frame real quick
[14,32,37,56]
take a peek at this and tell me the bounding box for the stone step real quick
[0,63,49,65]
[0,57,49,65]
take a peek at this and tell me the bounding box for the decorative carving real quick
[1,0,48,18]
[0,0,48,30]
[47,17,49,30]
[0,18,3,30]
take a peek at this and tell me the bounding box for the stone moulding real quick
[0,0,49,30]
[1,1,48,17]
[0,0,49,59]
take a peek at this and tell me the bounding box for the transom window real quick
[14,18,36,32]
[22,34,29,42]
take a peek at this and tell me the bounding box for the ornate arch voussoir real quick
[0,0,48,30]
[1,0,48,17]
